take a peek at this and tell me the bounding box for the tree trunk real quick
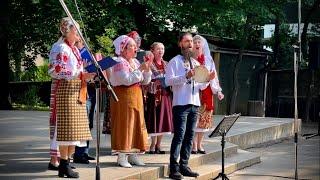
[0,0,12,109]
[301,0,320,59]
[301,22,309,57]
[304,70,314,122]
[130,0,147,36]
[301,0,320,122]
[229,48,244,114]
[273,16,280,65]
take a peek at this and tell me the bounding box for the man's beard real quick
[181,47,194,62]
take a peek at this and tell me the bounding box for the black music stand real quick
[209,114,241,180]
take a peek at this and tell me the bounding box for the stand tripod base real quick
[213,172,230,180]
[303,133,319,139]
[302,121,320,139]
[96,165,100,180]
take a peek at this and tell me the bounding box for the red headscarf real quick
[127,31,139,39]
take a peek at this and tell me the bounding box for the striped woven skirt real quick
[49,79,60,157]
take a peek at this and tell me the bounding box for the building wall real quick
[266,69,320,121]
[213,52,266,115]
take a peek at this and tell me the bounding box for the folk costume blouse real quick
[197,54,222,111]
[48,39,83,80]
[48,38,91,146]
[109,56,152,86]
[165,55,209,107]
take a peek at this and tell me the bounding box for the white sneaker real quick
[117,153,132,168]
[128,154,146,166]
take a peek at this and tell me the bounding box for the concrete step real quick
[73,141,239,180]
[161,142,238,178]
[159,149,261,180]
[218,116,301,149]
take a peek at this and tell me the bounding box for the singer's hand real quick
[83,61,89,68]
[83,72,96,81]
[208,71,216,81]
[95,53,103,61]
[217,91,224,100]
[139,62,151,72]
[185,69,195,79]
[143,53,154,62]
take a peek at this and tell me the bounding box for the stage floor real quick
[0,111,318,180]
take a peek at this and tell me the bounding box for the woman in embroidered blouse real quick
[145,42,173,154]
[191,35,224,154]
[109,35,152,168]
[48,17,94,178]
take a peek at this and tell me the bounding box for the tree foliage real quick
[8,0,320,81]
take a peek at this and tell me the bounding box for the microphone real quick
[186,52,195,94]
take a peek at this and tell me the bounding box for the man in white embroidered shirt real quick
[165,32,215,179]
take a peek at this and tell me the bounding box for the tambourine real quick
[193,65,210,83]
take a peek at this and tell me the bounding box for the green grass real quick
[12,103,49,111]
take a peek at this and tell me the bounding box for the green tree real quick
[0,0,12,109]
[8,0,319,112]
[301,0,320,63]
[8,0,64,81]
[7,0,275,112]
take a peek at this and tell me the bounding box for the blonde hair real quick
[59,17,80,37]
[150,42,164,52]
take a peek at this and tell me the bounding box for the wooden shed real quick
[203,35,272,116]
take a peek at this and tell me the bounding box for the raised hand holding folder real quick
[85,57,119,73]
[79,47,119,72]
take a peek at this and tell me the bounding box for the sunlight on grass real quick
[12,103,49,111]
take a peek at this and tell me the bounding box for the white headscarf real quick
[113,35,133,56]
[193,35,213,62]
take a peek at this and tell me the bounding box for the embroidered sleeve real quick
[165,59,187,86]
[141,70,152,85]
[48,45,80,80]
[208,59,222,93]
[110,61,143,86]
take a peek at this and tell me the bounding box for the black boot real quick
[58,159,79,178]
[68,158,76,169]
[48,162,59,171]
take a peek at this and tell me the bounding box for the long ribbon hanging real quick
[73,0,88,40]
[58,0,119,102]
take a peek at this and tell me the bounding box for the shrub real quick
[15,85,46,107]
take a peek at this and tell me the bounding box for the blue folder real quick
[158,77,167,88]
[80,48,119,73]
[80,47,93,64]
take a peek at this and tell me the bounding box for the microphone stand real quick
[293,1,301,179]
[188,56,195,94]
[58,1,119,180]
[293,45,299,180]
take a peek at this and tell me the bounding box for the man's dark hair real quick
[178,32,192,42]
